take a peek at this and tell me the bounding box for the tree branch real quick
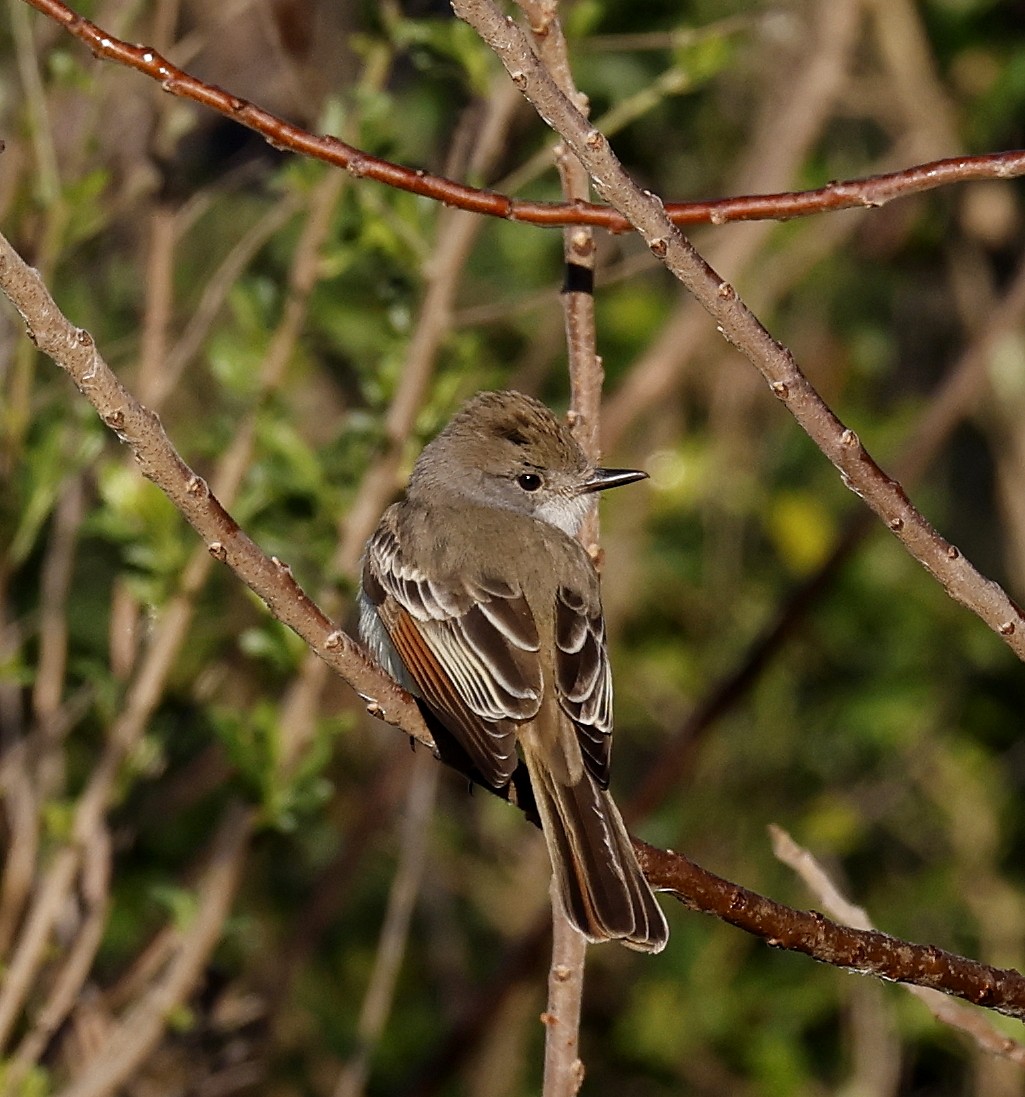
[636,841,1025,1021]
[0,229,428,749]
[451,0,1025,665]
[19,0,1025,231]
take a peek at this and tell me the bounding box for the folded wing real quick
[362,516,542,787]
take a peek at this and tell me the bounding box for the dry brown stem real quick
[519,1,594,1088]
[636,841,1025,1020]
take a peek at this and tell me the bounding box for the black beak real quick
[581,467,648,494]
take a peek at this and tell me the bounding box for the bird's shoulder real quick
[377,498,600,611]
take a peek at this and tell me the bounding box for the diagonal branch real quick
[636,841,1025,1021]
[451,0,1025,665]
[771,825,1025,1064]
[0,229,427,747]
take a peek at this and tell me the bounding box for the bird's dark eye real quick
[517,472,543,492]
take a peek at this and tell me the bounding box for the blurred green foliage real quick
[2,0,1025,1095]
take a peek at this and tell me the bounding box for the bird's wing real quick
[553,583,614,788]
[362,515,542,787]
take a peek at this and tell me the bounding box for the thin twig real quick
[157,195,302,407]
[519,2,593,1089]
[770,826,1025,1065]
[135,205,177,408]
[262,754,414,1017]
[0,843,79,1049]
[636,840,1025,1020]
[541,878,586,1097]
[19,0,1025,231]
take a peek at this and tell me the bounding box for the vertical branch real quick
[541,877,586,1097]
[517,3,596,1093]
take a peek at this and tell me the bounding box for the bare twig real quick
[636,840,1025,1020]
[136,206,176,407]
[262,754,414,1013]
[771,826,1025,1065]
[31,474,84,799]
[541,878,586,1097]
[19,0,1025,231]
[519,2,594,1088]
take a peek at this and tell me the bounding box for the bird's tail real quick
[522,745,668,953]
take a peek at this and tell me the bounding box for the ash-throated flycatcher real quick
[359,390,667,952]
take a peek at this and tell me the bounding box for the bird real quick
[359,390,668,952]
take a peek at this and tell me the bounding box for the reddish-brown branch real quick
[19,0,1025,231]
[771,825,1025,1064]
[636,842,1025,1020]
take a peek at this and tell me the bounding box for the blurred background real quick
[2,0,1025,1093]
